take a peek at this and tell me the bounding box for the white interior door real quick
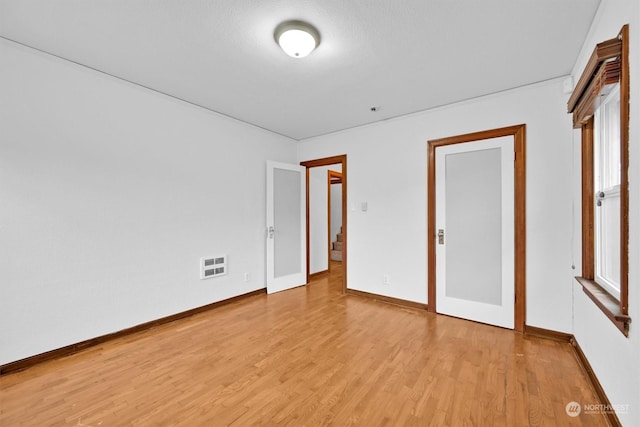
[266,161,307,294]
[435,136,514,328]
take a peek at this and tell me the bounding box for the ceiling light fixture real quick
[274,20,320,58]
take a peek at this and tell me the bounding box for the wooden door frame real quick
[427,124,526,332]
[300,155,347,293]
[327,170,343,272]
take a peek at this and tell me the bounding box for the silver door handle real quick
[268,226,275,239]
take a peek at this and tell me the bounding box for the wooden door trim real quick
[301,155,347,293]
[427,124,526,332]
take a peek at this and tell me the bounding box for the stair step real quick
[333,241,343,251]
[336,233,343,242]
[330,250,343,262]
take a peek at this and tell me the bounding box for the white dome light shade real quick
[278,29,316,58]
[274,21,320,58]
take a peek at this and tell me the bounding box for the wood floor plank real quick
[1,263,607,426]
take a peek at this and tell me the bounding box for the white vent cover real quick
[200,255,227,279]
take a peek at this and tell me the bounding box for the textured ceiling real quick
[0,0,601,140]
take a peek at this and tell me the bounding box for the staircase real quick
[330,227,343,262]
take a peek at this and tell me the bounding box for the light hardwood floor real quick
[1,263,606,426]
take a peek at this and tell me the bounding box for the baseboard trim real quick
[524,325,620,427]
[0,288,266,376]
[570,337,622,427]
[0,295,623,427]
[309,269,329,280]
[346,289,428,311]
[523,325,572,342]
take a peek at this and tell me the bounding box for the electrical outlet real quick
[383,274,390,285]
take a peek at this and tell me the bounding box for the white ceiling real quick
[0,0,601,140]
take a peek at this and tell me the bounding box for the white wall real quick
[309,165,341,274]
[300,1,640,423]
[298,78,575,331]
[4,6,637,419]
[0,39,296,365]
[569,1,640,425]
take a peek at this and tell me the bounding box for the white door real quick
[435,136,515,328]
[266,161,307,294]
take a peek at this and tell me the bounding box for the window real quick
[568,25,630,336]
[594,84,621,299]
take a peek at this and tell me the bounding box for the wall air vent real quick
[200,255,227,279]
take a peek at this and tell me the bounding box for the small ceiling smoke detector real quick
[274,20,320,58]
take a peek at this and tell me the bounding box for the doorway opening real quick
[328,170,343,273]
[301,155,347,293]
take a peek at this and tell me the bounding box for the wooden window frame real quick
[568,25,630,336]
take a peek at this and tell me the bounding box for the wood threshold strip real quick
[575,277,631,336]
[525,325,622,427]
[346,289,428,311]
[0,289,266,376]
